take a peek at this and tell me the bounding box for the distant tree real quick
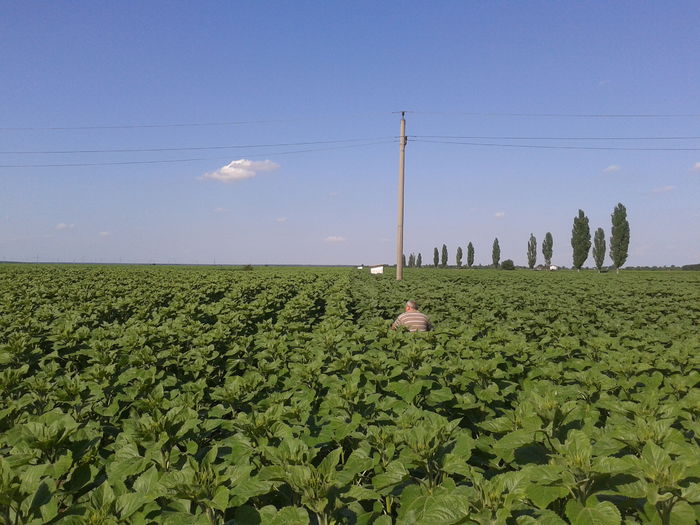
[402,253,406,268]
[527,233,537,269]
[433,247,439,268]
[501,259,515,270]
[467,242,474,268]
[492,238,501,268]
[416,253,422,268]
[571,209,591,271]
[441,244,448,268]
[610,203,630,273]
[408,253,416,268]
[593,228,606,271]
[542,232,553,267]
[456,246,463,267]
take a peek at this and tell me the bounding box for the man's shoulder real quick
[399,311,429,319]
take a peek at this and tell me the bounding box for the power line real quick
[0,137,393,155]
[0,140,395,168]
[413,134,700,141]
[412,139,700,152]
[413,111,700,119]
[0,111,394,131]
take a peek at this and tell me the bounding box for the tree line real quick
[403,203,630,271]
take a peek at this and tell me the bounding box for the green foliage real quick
[456,247,463,268]
[0,264,698,524]
[610,203,630,271]
[571,209,591,270]
[433,248,439,268]
[527,234,537,269]
[501,259,515,270]
[543,232,554,267]
[593,227,606,271]
[441,244,448,268]
[416,253,422,268]
[467,242,474,268]
[492,238,500,268]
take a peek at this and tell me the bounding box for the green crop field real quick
[1,265,699,525]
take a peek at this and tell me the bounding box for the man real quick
[391,300,433,332]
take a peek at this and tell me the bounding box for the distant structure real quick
[370,265,384,275]
[550,265,559,271]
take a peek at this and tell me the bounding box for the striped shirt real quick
[392,311,432,332]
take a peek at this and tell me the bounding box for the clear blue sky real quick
[2,1,699,266]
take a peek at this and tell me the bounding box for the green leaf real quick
[493,429,534,463]
[317,447,342,479]
[336,447,375,485]
[209,484,229,512]
[569,500,621,525]
[30,481,51,510]
[343,485,380,501]
[526,484,568,509]
[669,501,695,525]
[517,510,568,525]
[64,463,93,492]
[372,461,409,492]
[681,482,700,503]
[427,386,454,404]
[133,465,161,497]
[117,492,148,520]
[397,487,470,524]
[388,379,427,403]
[270,506,310,524]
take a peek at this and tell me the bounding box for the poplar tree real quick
[571,209,591,270]
[408,253,416,268]
[593,228,606,271]
[467,242,474,268]
[492,238,500,268]
[527,233,537,269]
[456,246,463,267]
[417,253,422,268]
[433,248,439,268]
[610,202,630,273]
[441,244,448,268]
[402,254,406,268]
[542,232,553,267]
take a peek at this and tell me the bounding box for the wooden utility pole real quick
[396,111,407,280]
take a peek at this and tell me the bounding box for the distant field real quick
[1,265,699,524]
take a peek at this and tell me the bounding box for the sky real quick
[1,1,699,266]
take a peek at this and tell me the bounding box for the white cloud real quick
[55,222,75,230]
[692,162,700,172]
[275,217,288,223]
[99,231,112,237]
[202,159,279,183]
[603,165,621,173]
[324,236,346,243]
[494,212,506,218]
[651,186,675,193]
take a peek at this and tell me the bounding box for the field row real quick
[1,265,699,524]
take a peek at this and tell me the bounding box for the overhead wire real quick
[412,111,700,119]
[413,134,700,141]
[411,138,700,151]
[0,111,395,131]
[0,140,396,168]
[0,137,394,155]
